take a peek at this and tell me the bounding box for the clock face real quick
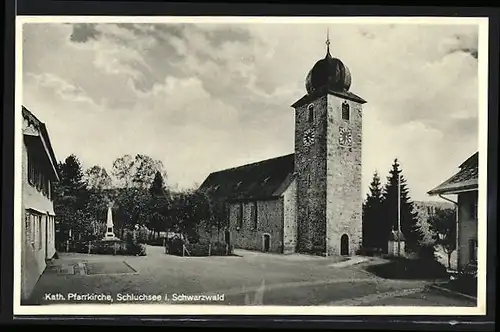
[303,129,315,147]
[339,127,352,146]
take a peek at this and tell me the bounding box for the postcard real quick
[13,15,488,316]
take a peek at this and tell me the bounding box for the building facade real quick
[21,106,60,301]
[199,154,297,254]
[198,38,366,256]
[428,152,478,271]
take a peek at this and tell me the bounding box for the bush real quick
[210,242,233,256]
[165,236,185,256]
[365,256,448,280]
[124,231,148,256]
[186,243,210,256]
[89,240,124,255]
[356,247,384,257]
[125,243,147,256]
[137,227,149,243]
[68,240,90,253]
[416,243,437,262]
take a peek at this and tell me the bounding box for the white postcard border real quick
[13,15,490,316]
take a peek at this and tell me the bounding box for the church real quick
[198,36,367,257]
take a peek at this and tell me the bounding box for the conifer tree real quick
[149,170,166,196]
[148,171,170,238]
[53,154,91,242]
[381,158,422,252]
[362,171,385,249]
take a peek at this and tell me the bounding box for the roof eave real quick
[40,123,60,182]
[271,172,296,197]
[427,184,479,196]
[291,88,367,108]
[227,195,282,203]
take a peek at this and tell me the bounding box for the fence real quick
[165,241,233,257]
[60,239,146,256]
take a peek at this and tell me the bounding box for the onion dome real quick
[305,37,352,95]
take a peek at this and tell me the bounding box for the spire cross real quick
[326,28,331,54]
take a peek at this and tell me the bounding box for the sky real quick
[21,19,481,201]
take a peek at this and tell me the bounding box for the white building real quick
[21,106,60,301]
[428,152,478,271]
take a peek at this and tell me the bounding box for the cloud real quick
[26,72,96,104]
[69,24,156,82]
[21,21,480,200]
[69,23,100,43]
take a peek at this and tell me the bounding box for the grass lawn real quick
[364,257,449,280]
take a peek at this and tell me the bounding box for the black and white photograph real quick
[14,16,488,316]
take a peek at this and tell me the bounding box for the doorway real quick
[263,233,271,252]
[225,230,231,246]
[340,234,349,256]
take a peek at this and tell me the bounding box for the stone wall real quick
[229,199,284,253]
[457,191,478,270]
[282,179,297,254]
[294,95,328,255]
[294,92,363,256]
[325,94,363,256]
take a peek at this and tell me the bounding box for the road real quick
[25,245,476,307]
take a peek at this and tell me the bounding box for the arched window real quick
[307,103,314,123]
[342,101,350,121]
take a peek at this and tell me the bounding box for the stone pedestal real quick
[103,206,117,241]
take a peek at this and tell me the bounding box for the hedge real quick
[65,239,147,256]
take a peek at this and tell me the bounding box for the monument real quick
[103,205,118,241]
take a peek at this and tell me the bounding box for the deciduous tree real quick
[85,165,112,190]
[428,207,457,268]
[111,154,167,189]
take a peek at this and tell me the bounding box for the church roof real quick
[292,47,366,107]
[198,153,295,202]
[291,87,366,108]
[427,152,478,196]
[306,51,352,94]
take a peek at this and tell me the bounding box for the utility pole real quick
[397,173,401,256]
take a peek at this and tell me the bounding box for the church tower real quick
[292,33,367,256]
